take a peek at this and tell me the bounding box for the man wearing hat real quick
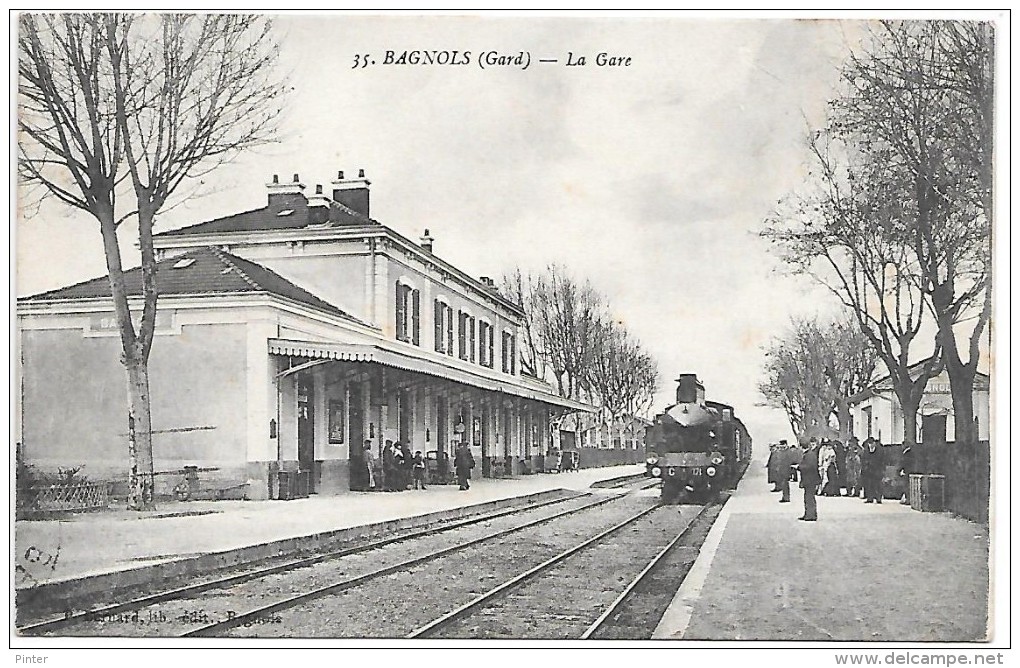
[797,437,821,521]
[777,440,793,503]
[767,443,782,492]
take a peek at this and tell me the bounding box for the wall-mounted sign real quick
[88,310,175,335]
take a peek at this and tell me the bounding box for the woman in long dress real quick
[845,439,863,497]
[364,442,376,490]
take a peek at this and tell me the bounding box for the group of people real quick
[360,440,476,492]
[766,436,896,522]
[360,440,426,491]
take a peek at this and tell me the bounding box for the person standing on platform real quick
[399,441,413,491]
[767,443,781,492]
[832,439,847,495]
[798,438,821,521]
[412,451,427,490]
[845,437,863,498]
[818,439,837,496]
[382,440,397,492]
[777,440,793,503]
[454,443,475,490]
[363,440,376,490]
[861,437,884,504]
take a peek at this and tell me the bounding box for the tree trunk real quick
[945,359,978,445]
[938,312,981,446]
[899,391,920,448]
[835,399,852,443]
[125,358,155,510]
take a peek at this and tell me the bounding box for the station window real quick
[395,282,420,345]
[469,316,476,363]
[458,311,477,361]
[501,330,516,374]
[434,299,454,356]
[479,320,495,368]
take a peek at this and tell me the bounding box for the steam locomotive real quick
[644,374,752,504]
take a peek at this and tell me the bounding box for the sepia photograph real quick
[10,9,1009,659]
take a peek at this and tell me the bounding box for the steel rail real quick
[406,503,662,639]
[579,502,713,639]
[182,490,633,637]
[18,490,589,635]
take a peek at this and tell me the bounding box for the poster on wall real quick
[329,399,345,444]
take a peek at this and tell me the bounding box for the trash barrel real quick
[909,474,945,512]
[278,471,294,500]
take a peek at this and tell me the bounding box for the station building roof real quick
[19,246,370,327]
[269,338,594,413]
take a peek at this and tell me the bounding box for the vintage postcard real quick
[10,10,1007,659]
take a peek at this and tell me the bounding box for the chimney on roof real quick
[266,172,306,210]
[331,168,370,218]
[479,276,496,289]
[419,228,434,253]
[307,184,330,224]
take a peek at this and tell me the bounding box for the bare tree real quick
[819,316,880,441]
[18,13,284,508]
[763,124,943,447]
[528,265,605,401]
[499,268,545,379]
[758,317,839,441]
[837,21,993,444]
[625,352,659,419]
[586,320,659,448]
[502,265,659,450]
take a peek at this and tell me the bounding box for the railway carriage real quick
[644,374,752,504]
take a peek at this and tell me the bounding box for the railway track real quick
[407,501,715,639]
[20,475,654,637]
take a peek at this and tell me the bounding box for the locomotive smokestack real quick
[676,374,704,404]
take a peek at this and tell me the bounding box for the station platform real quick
[653,459,990,642]
[14,464,644,590]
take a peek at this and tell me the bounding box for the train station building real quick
[848,359,990,445]
[16,172,591,499]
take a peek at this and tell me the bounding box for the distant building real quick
[848,360,990,445]
[16,171,591,498]
[554,412,652,451]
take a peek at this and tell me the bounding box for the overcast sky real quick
[14,14,1001,444]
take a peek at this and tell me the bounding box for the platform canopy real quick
[268,338,594,413]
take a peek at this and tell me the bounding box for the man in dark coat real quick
[777,440,793,502]
[845,437,863,497]
[861,437,883,504]
[797,438,821,521]
[382,440,397,492]
[398,441,413,491]
[766,444,781,492]
[454,443,475,490]
[832,440,847,495]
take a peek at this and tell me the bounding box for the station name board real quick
[88,310,175,334]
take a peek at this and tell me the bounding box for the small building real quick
[848,360,990,445]
[16,171,591,498]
